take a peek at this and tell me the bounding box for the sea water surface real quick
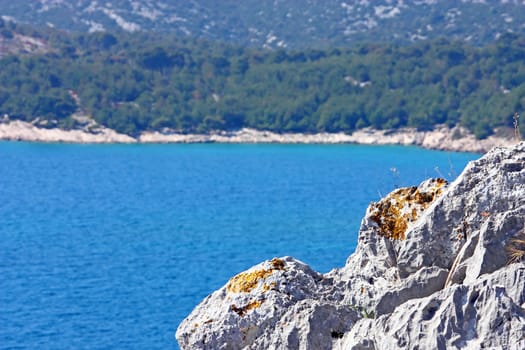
[0,142,478,349]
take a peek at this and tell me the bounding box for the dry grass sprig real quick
[506,228,525,264]
[513,112,521,141]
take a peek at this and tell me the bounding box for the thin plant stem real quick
[513,112,521,141]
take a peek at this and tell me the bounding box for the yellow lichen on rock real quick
[270,257,286,270]
[413,178,447,207]
[369,178,447,240]
[231,300,264,317]
[245,300,263,311]
[227,269,274,293]
[226,258,286,293]
[262,282,277,292]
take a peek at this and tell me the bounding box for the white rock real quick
[176,257,358,349]
[177,142,525,349]
[340,264,525,350]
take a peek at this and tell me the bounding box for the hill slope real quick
[1,0,525,48]
[0,22,524,138]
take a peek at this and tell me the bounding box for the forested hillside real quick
[1,20,524,138]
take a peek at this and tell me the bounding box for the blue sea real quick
[0,142,478,349]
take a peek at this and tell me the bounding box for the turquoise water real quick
[0,143,478,349]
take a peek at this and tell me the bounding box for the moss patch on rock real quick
[369,178,447,240]
[226,258,286,293]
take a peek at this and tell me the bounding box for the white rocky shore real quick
[0,119,517,153]
[176,142,525,349]
[0,120,135,143]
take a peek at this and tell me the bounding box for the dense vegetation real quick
[1,20,524,138]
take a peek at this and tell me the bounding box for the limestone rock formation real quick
[176,142,525,349]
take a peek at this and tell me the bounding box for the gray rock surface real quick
[176,257,358,350]
[177,142,525,349]
[342,264,525,350]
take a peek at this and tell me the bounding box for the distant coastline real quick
[0,120,516,153]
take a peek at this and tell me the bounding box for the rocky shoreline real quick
[0,119,517,153]
[0,120,135,143]
[176,142,525,349]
